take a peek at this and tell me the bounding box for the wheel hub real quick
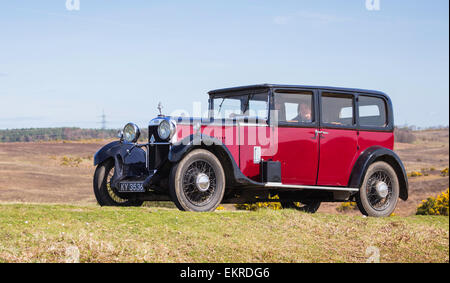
[195,173,210,192]
[375,181,389,198]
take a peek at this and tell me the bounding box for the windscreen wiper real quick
[243,91,255,114]
[217,97,226,116]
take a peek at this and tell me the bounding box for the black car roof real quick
[208,84,389,99]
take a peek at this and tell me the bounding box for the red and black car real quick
[93,84,408,217]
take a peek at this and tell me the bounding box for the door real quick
[317,91,358,186]
[271,90,320,185]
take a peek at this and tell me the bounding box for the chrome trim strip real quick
[238,122,269,127]
[175,121,268,127]
[134,142,171,147]
[149,142,171,145]
[176,121,236,126]
[145,144,149,169]
[264,182,359,192]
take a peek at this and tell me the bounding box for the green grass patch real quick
[0,203,448,263]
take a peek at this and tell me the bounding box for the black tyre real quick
[169,149,225,212]
[281,200,321,213]
[93,159,144,207]
[356,161,399,217]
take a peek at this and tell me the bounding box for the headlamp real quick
[157,120,175,141]
[123,123,140,143]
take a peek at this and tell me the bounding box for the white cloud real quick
[273,16,292,25]
[273,11,351,26]
[297,11,351,24]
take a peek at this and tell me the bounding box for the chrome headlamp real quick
[157,119,176,141]
[123,122,140,143]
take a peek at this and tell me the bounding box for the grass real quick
[0,203,448,263]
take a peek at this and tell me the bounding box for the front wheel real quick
[93,159,144,207]
[356,161,399,217]
[169,149,226,212]
[281,200,321,213]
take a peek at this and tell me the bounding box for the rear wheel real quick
[281,200,321,213]
[356,161,399,217]
[93,159,144,207]
[169,149,226,212]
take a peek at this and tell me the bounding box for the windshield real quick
[211,91,269,119]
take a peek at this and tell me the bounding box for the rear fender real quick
[348,146,409,200]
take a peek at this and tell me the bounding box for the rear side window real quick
[358,96,387,127]
[321,93,354,126]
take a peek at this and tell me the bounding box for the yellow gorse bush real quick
[60,156,83,167]
[416,189,449,216]
[235,194,282,211]
[441,168,449,177]
[336,201,357,212]
[408,171,423,177]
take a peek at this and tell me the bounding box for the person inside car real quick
[293,102,312,123]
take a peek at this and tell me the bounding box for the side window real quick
[358,95,387,127]
[247,93,269,119]
[274,91,315,125]
[321,93,354,126]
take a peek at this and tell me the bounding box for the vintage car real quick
[93,84,408,217]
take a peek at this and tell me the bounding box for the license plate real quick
[118,181,145,193]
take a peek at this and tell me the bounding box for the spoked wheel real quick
[169,149,225,212]
[356,161,399,217]
[281,200,321,213]
[93,159,144,207]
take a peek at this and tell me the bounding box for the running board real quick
[264,182,359,192]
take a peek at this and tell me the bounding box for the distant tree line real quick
[393,125,449,143]
[0,128,126,142]
[394,127,416,143]
[0,125,446,143]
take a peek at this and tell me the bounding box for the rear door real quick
[317,91,358,186]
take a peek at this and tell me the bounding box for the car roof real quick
[208,84,389,99]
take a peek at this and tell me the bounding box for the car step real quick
[264,182,359,192]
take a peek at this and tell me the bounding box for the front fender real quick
[168,134,224,163]
[94,141,148,188]
[348,146,409,201]
[94,141,147,166]
[94,141,121,166]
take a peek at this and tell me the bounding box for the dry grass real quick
[0,142,100,204]
[0,203,448,263]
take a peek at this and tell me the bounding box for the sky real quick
[0,0,448,129]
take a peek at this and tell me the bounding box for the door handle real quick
[315,130,329,137]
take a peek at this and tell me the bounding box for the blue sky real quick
[0,0,448,129]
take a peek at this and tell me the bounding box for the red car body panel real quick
[316,128,358,186]
[358,130,394,152]
[271,127,319,185]
[238,125,272,181]
[176,123,395,187]
[176,123,241,173]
